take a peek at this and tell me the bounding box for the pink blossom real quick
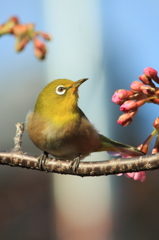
[34,38,47,59]
[112,89,133,105]
[138,74,150,85]
[120,100,138,112]
[130,81,143,93]
[143,67,159,83]
[117,111,136,126]
[125,171,146,182]
[117,171,146,182]
[153,117,159,130]
[38,32,51,40]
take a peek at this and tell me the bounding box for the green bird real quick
[26,78,145,171]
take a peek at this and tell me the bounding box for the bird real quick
[26,78,145,171]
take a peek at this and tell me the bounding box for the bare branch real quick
[1,122,159,177]
[12,122,24,152]
[0,150,159,177]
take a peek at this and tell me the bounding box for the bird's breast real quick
[26,111,101,160]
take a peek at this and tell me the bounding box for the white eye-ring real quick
[56,85,66,95]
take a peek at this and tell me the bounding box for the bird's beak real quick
[71,78,88,89]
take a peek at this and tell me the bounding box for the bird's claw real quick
[38,151,48,170]
[70,154,82,172]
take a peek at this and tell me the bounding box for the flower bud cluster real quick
[112,67,159,182]
[0,16,51,59]
[112,67,159,126]
[117,117,159,182]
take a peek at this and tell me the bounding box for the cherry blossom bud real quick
[130,81,143,93]
[9,16,19,25]
[34,38,46,53]
[34,38,47,59]
[155,88,159,95]
[38,32,51,40]
[120,98,148,113]
[153,117,159,130]
[34,48,45,59]
[138,129,157,154]
[137,143,149,154]
[120,100,138,112]
[112,89,133,105]
[125,172,146,182]
[138,74,150,85]
[117,111,136,126]
[143,67,159,84]
[13,24,28,36]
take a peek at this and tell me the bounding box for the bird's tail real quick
[96,134,145,157]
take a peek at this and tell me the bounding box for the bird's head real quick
[34,78,88,118]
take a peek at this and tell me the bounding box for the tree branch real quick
[0,150,159,177]
[0,123,159,177]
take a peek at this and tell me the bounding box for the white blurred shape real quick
[43,0,113,239]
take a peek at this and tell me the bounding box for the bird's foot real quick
[70,154,82,172]
[38,151,48,170]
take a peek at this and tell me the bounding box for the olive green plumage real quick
[26,78,144,171]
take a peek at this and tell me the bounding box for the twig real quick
[12,122,24,152]
[0,122,158,177]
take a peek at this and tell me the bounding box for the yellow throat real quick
[34,78,88,127]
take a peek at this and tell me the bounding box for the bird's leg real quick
[38,151,48,170]
[70,154,82,172]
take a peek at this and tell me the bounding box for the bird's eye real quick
[56,85,66,95]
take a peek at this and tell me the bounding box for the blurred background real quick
[0,0,159,239]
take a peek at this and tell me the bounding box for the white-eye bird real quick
[26,78,145,171]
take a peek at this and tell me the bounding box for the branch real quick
[0,150,159,177]
[0,123,159,177]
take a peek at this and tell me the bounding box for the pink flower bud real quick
[138,74,150,85]
[143,67,159,84]
[143,67,157,78]
[9,16,19,25]
[34,48,45,59]
[13,24,29,36]
[155,88,159,96]
[137,143,148,154]
[120,100,138,112]
[153,117,159,130]
[38,32,51,40]
[112,89,133,105]
[152,147,159,154]
[117,171,146,181]
[117,111,136,126]
[130,81,143,93]
[34,38,47,59]
[34,38,46,53]
[125,172,146,182]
